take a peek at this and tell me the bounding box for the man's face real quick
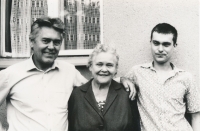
[31,27,62,69]
[151,32,175,64]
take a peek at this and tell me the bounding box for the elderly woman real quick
[68,44,140,131]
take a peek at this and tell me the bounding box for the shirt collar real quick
[26,55,59,72]
[141,61,184,74]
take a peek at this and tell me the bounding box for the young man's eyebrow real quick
[162,42,171,45]
[152,40,160,43]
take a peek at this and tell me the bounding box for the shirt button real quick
[98,125,104,130]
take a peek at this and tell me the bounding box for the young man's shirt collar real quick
[140,61,184,74]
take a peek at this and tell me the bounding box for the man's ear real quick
[30,40,34,48]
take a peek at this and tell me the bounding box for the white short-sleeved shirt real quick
[0,57,87,131]
[125,62,200,131]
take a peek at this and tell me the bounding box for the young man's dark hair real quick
[150,23,178,46]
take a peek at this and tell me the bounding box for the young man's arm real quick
[121,77,137,100]
[191,112,200,131]
[114,66,138,100]
[185,72,200,131]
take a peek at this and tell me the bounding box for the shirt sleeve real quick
[185,72,200,113]
[0,69,10,106]
[73,69,88,87]
[124,66,138,86]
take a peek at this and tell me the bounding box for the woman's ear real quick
[115,65,118,76]
[89,65,92,72]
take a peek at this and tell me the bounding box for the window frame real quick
[58,0,103,56]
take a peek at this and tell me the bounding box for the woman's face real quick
[89,52,118,85]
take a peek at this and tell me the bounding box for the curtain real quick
[10,0,48,57]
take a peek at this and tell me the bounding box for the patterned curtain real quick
[10,0,48,57]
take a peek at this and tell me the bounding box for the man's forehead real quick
[37,27,62,39]
[152,32,173,43]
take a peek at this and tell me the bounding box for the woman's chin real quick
[96,79,112,85]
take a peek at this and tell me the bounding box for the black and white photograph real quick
[0,0,199,131]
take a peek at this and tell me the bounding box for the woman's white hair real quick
[87,44,119,68]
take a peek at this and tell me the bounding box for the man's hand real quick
[191,112,200,131]
[120,77,136,100]
[0,122,6,131]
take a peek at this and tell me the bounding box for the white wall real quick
[103,0,199,85]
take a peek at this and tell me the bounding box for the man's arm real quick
[73,69,88,87]
[191,112,200,131]
[0,70,10,106]
[0,70,9,131]
[114,66,138,100]
[185,72,200,131]
[114,77,136,100]
[0,122,6,131]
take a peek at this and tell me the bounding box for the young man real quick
[0,17,135,131]
[124,23,200,131]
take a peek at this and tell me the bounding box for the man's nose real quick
[158,45,163,52]
[48,41,54,49]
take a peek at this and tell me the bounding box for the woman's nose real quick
[101,65,108,71]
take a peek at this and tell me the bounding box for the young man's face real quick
[31,27,62,69]
[151,32,175,64]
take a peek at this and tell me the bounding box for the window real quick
[89,17,91,23]
[93,35,95,41]
[0,0,103,57]
[93,17,95,23]
[85,34,88,40]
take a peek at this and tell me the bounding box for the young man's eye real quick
[107,64,113,67]
[163,43,171,47]
[153,41,159,46]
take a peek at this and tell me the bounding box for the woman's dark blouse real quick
[68,79,140,131]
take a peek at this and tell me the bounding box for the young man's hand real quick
[120,77,136,100]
